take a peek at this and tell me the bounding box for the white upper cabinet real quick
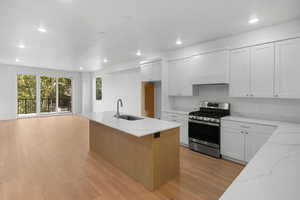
[140,62,161,82]
[251,43,275,98]
[230,44,275,98]
[168,50,229,96]
[192,50,229,84]
[229,48,251,97]
[275,38,300,98]
[168,58,194,96]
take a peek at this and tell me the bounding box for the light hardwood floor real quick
[0,115,244,200]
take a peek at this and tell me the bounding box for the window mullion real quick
[37,76,41,114]
[56,77,59,113]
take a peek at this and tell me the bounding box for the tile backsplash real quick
[170,84,300,123]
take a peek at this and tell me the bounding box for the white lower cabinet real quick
[244,131,272,162]
[221,127,245,161]
[221,119,276,163]
[161,111,189,146]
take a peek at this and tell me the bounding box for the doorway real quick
[141,81,161,119]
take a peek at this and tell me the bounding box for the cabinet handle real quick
[240,131,244,134]
[244,131,249,134]
[250,94,254,97]
[274,94,279,97]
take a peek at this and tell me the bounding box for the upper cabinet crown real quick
[140,61,162,82]
[168,50,229,96]
[230,37,300,99]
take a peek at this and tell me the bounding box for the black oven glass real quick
[188,121,220,145]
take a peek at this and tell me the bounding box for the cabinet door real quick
[275,38,300,98]
[245,132,271,162]
[162,112,189,146]
[221,127,245,161]
[180,117,189,146]
[168,58,193,96]
[251,43,275,98]
[193,50,229,84]
[229,48,251,97]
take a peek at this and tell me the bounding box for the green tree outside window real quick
[96,77,102,100]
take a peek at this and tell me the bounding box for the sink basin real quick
[115,114,144,121]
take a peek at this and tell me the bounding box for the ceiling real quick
[0,0,300,71]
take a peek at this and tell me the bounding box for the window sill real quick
[17,112,73,119]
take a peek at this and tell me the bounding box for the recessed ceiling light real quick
[17,43,25,49]
[136,50,141,56]
[176,38,182,45]
[15,58,20,62]
[79,67,83,70]
[248,17,259,24]
[37,26,47,33]
[103,58,108,63]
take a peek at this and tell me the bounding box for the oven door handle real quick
[189,119,220,127]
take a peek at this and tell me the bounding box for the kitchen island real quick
[81,111,181,191]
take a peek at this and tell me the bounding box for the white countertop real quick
[81,111,181,137]
[220,116,300,200]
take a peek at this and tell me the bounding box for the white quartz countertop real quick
[81,111,181,137]
[220,116,300,200]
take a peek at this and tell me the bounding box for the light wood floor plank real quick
[0,115,243,200]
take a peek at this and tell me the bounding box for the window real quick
[96,77,102,100]
[58,77,72,112]
[17,75,72,116]
[17,75,37,114]
[40,76,57,113]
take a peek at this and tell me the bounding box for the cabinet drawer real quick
[222,120,276,134]
[162,112,186,121]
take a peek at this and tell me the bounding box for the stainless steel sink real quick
[115,114,144,121]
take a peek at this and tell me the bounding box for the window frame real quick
[17,74,38,116]
[95,76,102,101]
[16,74,73,118]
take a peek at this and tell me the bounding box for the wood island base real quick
[89,121,180,191]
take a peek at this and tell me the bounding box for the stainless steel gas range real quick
[188,102,230,158]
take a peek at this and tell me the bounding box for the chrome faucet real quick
[115,98,123,118]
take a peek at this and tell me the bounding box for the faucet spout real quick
[116,98,123,118]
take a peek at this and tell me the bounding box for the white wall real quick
[0,63,82,120]
[0,66,17,120]
[81,72,93,113]
[93,68,142,115]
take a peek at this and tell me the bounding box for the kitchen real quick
[1,0,300,199]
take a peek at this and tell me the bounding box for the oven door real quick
[188,119,220,148]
